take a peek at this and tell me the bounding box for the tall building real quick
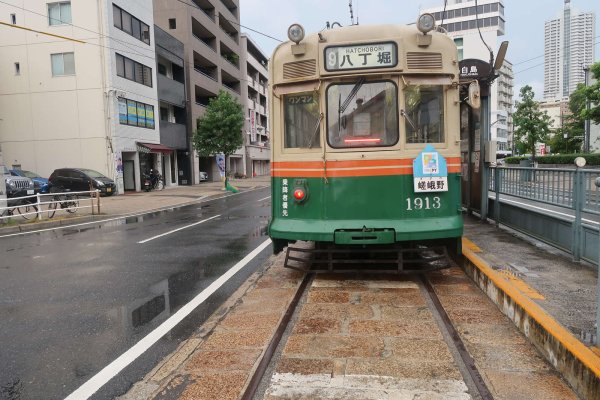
[240,33,270,178]
[154,0,250,183]
[543,0,595,100]
[424,0,514,152]
[0,0,188,193]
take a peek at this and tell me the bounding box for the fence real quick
[488,166,600,263]
[0,190,101,222]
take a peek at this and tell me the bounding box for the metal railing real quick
[488,167,600,215]
[0,190,101,222]
[488,166,600,263]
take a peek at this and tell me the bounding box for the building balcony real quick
[158,74,185,106]
[246,143,270,160]
[159,120,187,150]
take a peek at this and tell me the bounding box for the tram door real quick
[460,102,482,213]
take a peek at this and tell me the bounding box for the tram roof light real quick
[287,24,305,44]
[417,13,435,34]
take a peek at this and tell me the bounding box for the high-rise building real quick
[543,0,595,100]
[424,0,514,152]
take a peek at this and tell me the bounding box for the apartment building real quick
[240,33,269,177]
[544,0,595,100]
[0,0,168,193]
[153,0,246,183]
[424,0,514,153]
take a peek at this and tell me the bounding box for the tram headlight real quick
[287,23,305,44]
[417,13,436,34]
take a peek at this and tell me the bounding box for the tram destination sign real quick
[324,42,397,71]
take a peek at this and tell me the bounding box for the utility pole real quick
[584,66,591,153]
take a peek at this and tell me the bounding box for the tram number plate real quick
[406,196,441,211]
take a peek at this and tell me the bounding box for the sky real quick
[240,0,600,99]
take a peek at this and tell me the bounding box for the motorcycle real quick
[142,174,152,192]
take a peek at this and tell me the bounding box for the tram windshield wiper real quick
[400,109,419,134]
[340,77,365,114]
[307,112,324,149]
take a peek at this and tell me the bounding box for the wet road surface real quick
[0,187,272,400]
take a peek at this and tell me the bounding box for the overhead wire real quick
[0,0,276,88]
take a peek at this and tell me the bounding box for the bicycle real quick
[0,197,39,220]
[47,191,80,218]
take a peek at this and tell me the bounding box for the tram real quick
[268,15,464,264]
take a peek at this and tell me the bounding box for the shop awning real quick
[137,142,173,154]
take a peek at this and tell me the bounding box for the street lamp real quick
[583,66,591,153]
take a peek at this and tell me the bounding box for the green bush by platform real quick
[505,154,600,165]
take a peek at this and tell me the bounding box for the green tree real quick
[548,86,585,154]
[513,85,552,162]
[581,62,600,125]
[192,90,244,186]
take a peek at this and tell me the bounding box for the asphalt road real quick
[0,187,272,400]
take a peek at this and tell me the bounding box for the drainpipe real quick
[97,0,115,185]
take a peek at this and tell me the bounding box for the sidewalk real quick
[0,176,270,235]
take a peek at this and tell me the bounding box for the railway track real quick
[241,260,496,400]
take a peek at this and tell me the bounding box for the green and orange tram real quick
[268,15,463,271]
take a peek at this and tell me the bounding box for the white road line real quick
[501,198,599,226]
[257,196,271,202]
[65,238,272,400]
[137,215,220,244]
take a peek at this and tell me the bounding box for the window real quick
[168,18,176,29]
[118,98,155,129]
[112,5,150,45]
[454,38,463,61]
[283,92,320,149]
[10,13,16,24]
[158,63,167,76]
[48,2,71,25]
[116,53,152,87]
[51,52,75,76]
[15,62,20,75]
[327,80,398,148]
[404,85,445,144]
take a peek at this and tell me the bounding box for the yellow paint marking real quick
[498,270,545,300]
[461,236,600,378]
[462,237,482,253]
[592,347,600,357]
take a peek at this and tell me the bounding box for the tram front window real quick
[284,92,321,149]
[403,85,445,144]
[326,80,398,148]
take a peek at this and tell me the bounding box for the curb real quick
[461,237,600,400]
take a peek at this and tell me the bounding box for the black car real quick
[49,168,116,196]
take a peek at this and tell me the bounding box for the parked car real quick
[10,169,49,193]
[199,171,208,182]
[49,168,116,196]
[3,165,35,198]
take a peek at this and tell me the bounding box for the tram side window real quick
[404,85,445,144]
[284,92,321,148]
[326,80,398,148]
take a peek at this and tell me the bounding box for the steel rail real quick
[420,275,494,400]
[240,272,313,400]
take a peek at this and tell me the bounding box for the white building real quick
[240,33,270,178]
[0,0,171,193]
[424,0,514,153]
[544,0,595,100]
